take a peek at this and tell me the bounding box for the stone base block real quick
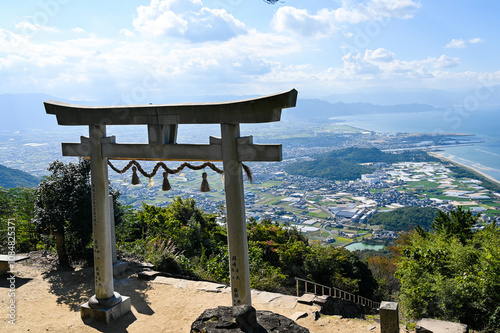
[380,301,399,333]
[0,255,29,275]
[81,296,131,324]
[113,260,129,276]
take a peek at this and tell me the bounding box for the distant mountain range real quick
[1,87,499,130]
[0,93,105,131]
[0,93,58,130]
[323,85,500,108]
[282,99,437,122]
[0,164,40,188]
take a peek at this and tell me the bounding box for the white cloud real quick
[469,37,484,44]
[364,48,395,62]
[433,55,460,69]
[0,22,478,102]
[369,0,423,19]
[72,27,85,34]
[273,7,338,38]
[446,39,466,48]
[339,48,459,80]
[0,2,493,104]
[446,37,484,48]
[273,0,422,38]
[14,21,59,35]
[120,29,136,38]
[0,22,303,100]
[132,0,247,42]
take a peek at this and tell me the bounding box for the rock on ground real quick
[315,296,369,319]
[191,305,310,333]
[415,318,468,333]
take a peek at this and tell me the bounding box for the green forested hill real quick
[284,147,438,181]
[0,164,39,188]
[317,147,438,163]
[368,206,440,231]
[284,157,374,181]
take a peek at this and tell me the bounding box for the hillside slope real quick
[0,163,39,188]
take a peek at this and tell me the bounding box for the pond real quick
[344,242,385,251]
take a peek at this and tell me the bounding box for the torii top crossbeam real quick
[44,89,298,125]
[44,89,298,162]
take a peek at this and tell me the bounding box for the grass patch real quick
[308,211,329,219]
[334,237,353,246]
[434,194,471,201]
[260,180,284,188]
[259,195,285,205]
[404,180,440,188]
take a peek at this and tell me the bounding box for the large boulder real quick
[315,296,368,319]
[190,305,310,333]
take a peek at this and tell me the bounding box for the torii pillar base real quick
[80,296,131,324]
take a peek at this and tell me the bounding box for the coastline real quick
[429,151,500,187]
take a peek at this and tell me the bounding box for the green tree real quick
[121,200,378,297]
[247,219,376,297]
[0,186,38,252]
[431,206,476,244]
[136,198,225,258]
[368,207,440,231]
[396,208,500,331]
[34,159,122,268]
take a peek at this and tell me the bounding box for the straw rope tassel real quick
[131,166,140,185]
[200,172,210,192]
[162,172,171,191]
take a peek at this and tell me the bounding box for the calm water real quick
[345,242,385,251]
[330,108,500,183]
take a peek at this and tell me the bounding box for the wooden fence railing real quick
[295,277,380,309]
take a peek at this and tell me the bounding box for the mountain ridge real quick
[0,163,40,188]
[1,91,498,130]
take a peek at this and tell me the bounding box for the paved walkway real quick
[151,276,302,310]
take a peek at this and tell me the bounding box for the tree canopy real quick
[396,207,500,331]
[0,186,38,253]
[0,163,39,188]
[368,207,440,231]
[284,147,438,181]
[118,198,378,297]
[34,159,122,268]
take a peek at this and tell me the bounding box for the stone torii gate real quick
[44,88,298,323]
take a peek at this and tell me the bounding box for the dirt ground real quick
[0,256,398,333]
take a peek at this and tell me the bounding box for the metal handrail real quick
[295,277,380,309]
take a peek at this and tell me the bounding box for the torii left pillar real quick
[80,124,131,323]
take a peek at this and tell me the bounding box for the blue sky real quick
[0,0,498,104]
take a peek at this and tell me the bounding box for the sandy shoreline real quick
[429,151,500,188]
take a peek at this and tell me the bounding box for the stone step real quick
[415,318,468,333]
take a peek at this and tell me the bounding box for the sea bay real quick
[330,108,500,183]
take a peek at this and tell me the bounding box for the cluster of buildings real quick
[2,127,498,246]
